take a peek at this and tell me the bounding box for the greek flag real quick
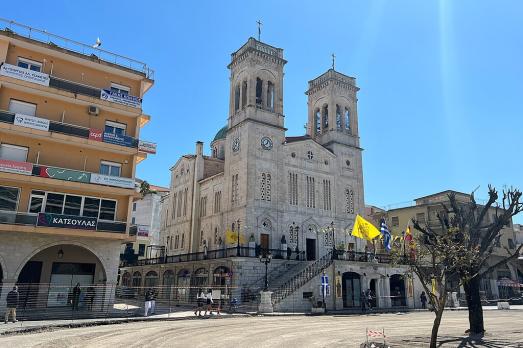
[380,218,392,252]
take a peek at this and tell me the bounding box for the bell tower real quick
[305,68,360,150]
[227,37,287,129]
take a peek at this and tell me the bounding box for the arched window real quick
[163,270,175,287]
[132,271,142,287]
[322,105,329,129]
[256,78,263,105]
[121,272,131,287]
[181,233,185,248]
[315,109,321,134]
[213,266,230,286]
[266,81,274,110]
[336,105,342,130]
[144,271,159,288]
[345,107,350,131]
[241,80,247,108]
[234,84,240,112]
[214,227,218,245]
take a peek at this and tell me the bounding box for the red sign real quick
[89,128,103,142]
[0,158,33,175]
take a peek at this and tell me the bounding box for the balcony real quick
[0,210,127,234]
[0,109,156,154]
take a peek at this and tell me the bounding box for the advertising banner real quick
[14,113,50,132]
[137,225,149,237]
[90,173,135,189]
[0,158,33,175]
[39,166,91,183]
[100,89,142,108]
[88,128,103,142]
[138,140,157,154]
[103,132,134,147]
[0,63,50,86]
[37,212,97,230]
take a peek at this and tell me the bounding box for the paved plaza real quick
[1,309,522,347]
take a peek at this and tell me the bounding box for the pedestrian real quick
[150,288,156,315]
[86,286,95,311]
[72,283,81,311]
[420,291,427,309]
[204,289,213,316]
[360,291,366,313]
[366,289,373,311]
[4,285,19,324]
[144,288,153,317]
[194,289,204,316]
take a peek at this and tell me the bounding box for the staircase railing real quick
[245,251,306,291]
[272,251,334,305]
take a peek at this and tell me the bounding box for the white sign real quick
[14,113,50,132]
[138,140,157,154]
[100,89,142,108]
[90,173,135,189]
[0,63,50,86]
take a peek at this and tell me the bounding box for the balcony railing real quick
[0,18,154,79]
[0,210,126,234]
[0,109,157,152]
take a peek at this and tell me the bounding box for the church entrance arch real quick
[390,274,406,307]
[305,224,318,261]
[342,272,361,308]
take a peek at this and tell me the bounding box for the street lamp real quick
[292,222,300,260]
[259,251,272,291]
[330,221,335,259]
[236,219,241,257]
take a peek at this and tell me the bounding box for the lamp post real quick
[259,251,272,291]
[330,221,335,259]
[236,219,241,257]
[292,222,300,260]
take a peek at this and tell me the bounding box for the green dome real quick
[212,125,228,142]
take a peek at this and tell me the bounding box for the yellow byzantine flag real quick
[225,230,246,245]
[351,215,381,241]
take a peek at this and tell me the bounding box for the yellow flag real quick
[225,230,246,245]
[351,215,381,241]
[431,278,437,295]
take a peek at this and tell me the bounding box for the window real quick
[29,190,45,213]
[391,216,399,227]
[8,99,36,116]
[17,57,42,72]
[0,186,19,211]
[214,227,218,245]
[322,105,329,129]
[323,179,331,211]
[172,192,177,219]
[289,225,298,244]
[267,81,274,110]
[315,109,321,134]
[30,193,116,221]
[83,197,101,218]
[289,172,298,205]
[256,78,263,105]
[344,108,351,131]
[336,105,342,130]
[306,176,315,208]
[100,200,116,220]
[416,212,426,223]
[100,161,121,177]
[174,235,179,249]
[138,244,145,256]
[234,84,240,112]
[214,191,221,213]
[231,174,239,205]
[183,188,188,216]
[200,230,204,246]
[241,80,247,108]
[181,233,185,248]
[200,196,207,217]
[104,121,126,136]
[345,187,354,214]
[260,173,271,201]
[307,151,314,160]
[110,83,130,95]
[132,202,137,211]
[131,217,136,225]
[63,195,82,216]
[0,144,28,162]
[177,191,182,217]
[45,193,64,214]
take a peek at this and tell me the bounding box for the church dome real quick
[212,125,228,142]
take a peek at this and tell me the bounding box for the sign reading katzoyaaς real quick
[37,212,97,230]
[0,63,50,86]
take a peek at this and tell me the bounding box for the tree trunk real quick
[464,275,485,334]
[430,306,444,348]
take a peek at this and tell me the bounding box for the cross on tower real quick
[331,53,336,70]
[257,20,263,41]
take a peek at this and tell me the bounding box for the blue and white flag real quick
[380,218,392,252]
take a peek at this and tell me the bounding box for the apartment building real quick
[0,19,155,311]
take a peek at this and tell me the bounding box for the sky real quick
[3,0,522,222]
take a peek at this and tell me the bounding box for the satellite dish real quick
[92,37,102,48]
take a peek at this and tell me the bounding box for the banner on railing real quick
[0,63,50,86]
[100,89,142,108]
[37,212,97,230]
[89,128,103,142]
[138,140,157,154]
[103,132,134,147]
[0,158,33,175]
[90,173,135,189]
[39,166,91,183]
[14,113,50,132]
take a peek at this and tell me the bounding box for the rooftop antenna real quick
[257,20,263,41]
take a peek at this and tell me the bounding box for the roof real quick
[149,185,169,193]
[414,190,470,203]
[212,125,228,142]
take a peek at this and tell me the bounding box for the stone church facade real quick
[161,37,366,260]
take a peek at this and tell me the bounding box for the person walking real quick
[86,286,95,311]
[72,283,81,311]
[4,286,19,324]
[366,289,373,311]
[144,288,153,317]
[204,289,213,316]
[194,289,204,316]
[420,291,427,309]
[360,291,366,313]
[150,288,157,315]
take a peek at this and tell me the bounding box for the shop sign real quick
[100,89,142,108]
[14,113,50,132]
[89,128,103,142]
[37,212,97,230]
[0,63,50,86]
[90,173,135,189]
[138,140,157,154]
[103,132,134,147]
[39,166,91,183]
[0,158,33,175]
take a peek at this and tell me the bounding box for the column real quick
[383,277,391,308]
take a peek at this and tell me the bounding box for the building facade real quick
[0,20,155,312]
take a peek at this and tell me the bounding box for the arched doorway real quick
[144,271,159,288]
[305,224,318,261]
[191,268,209,302]
[390,274,406,307]
[369,279,378,308]
[213,266,230,287]
[176,269,191,303]
[121,272,131,287]
[16,244,106,309]
[342,272,361,308]
[163,270,175,299]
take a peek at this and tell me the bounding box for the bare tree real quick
[413,186,523,335]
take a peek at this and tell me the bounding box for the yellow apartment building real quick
[0,19,155,312]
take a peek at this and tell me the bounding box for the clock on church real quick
[261,136,273,150]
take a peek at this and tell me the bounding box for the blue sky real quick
[4,1,522,222]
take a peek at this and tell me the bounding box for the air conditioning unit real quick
[88,105,100,116]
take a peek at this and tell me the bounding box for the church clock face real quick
[232,137,240,152]
[261,136,273,150]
